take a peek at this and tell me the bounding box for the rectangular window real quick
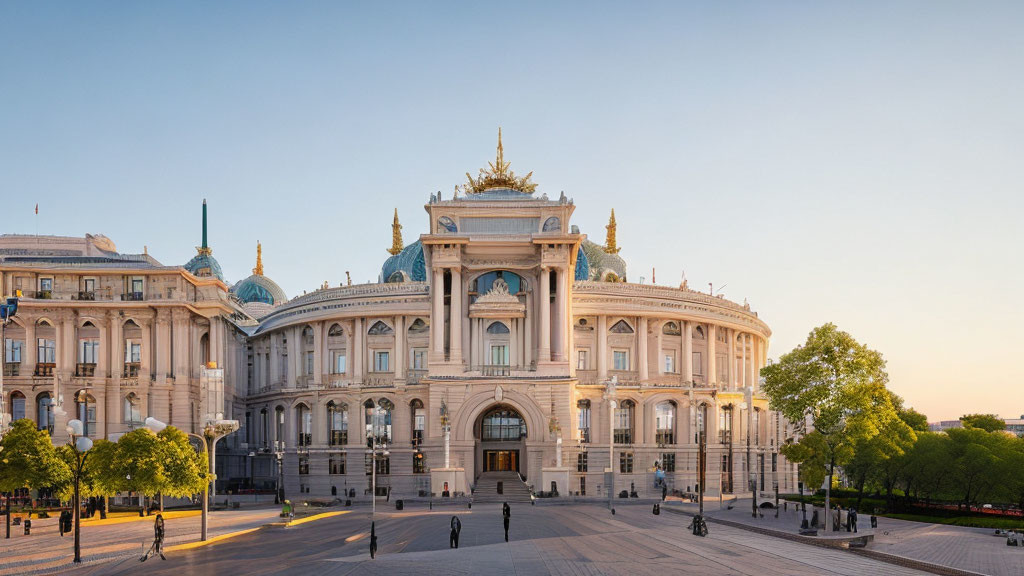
[125,341,141,363]
[5,339,22,363]
[662,453,676,472]
[131,277,143,294]
[664,352,675,373]
[490,345,509,366]
[692,352,703,375]
[40,278,53,291]
[329,453,346,475]
[79,340,99,364]
[619,451,634,473]
[577,349,588,370]
[333,352,347,374]
[38,339,56,363]
[83,278,95,293]
[411,348,427,370]
[305,351,314,375]
[373,351,389,372]
[577,452,588,472]
[577,403,591,443]
[298,454,309,475]
[613,350,629,371]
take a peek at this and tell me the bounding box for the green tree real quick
[901,431,951,506]
[762,323,907,516]
[898,407,929,433]
[113,429,167,504]
[54,439,119,502]
[157,427,207,498]
[0,419,71,495]
[959,414,1006,433]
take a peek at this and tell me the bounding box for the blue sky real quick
[2,1,1022,421]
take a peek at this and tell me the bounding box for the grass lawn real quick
[880,512,1024,531]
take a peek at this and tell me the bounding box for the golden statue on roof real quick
[388,208,404,255]
[459,128,538,194]
[253,241,264,276]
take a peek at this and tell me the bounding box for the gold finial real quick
[458,127,538,194]
[604,209,621,254]
[388,208,404,255]
[253,241,264,276]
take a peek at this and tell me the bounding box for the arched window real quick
[36,392,53,434]
[199,332,210,367]
[696,403,708,443]
[367,321,393,335]
[365,398,393,445]
[124,393,142,426]
[577,399,591,443]
[274,406,285,448]
[609,320,634,334]
[9,391,26,422]
[296,404,312,447]
[328,401,348,446]
[328,323,344,337]
[614,399,635,444]
[410,399,425,447]
[542,216,561,232]
[75,390,96,437]
[438,216,457,233]
[693,325,705,340]
[655,401,676,445]
[408,318,428,334]
[481,406,527,441]
[753,408,761,445]
[719,405,734,444]
[486,322,510,334]
[260,408,269,448]
[662,322,680,336]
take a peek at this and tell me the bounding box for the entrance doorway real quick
[484,450,519,472]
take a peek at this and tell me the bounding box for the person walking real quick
[370,521,378,559]
[502,502,511,542]
[140,514,166,561]
[850,508,858,533]
[450,515,462,549]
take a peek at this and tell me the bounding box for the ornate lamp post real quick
[603,376,617,513]
[66,418,93,563]
[368,406,389,559]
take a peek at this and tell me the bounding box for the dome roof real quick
[381,240,426,283]
[184,253,224,281]
[581,238,627,282]
[232,274,287,305]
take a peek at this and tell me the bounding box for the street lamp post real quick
[603,376,617,513]
[66,418,93,563]
[368,406,389,559]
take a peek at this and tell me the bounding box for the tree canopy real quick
[959,413,1006,433]
[0,419,70,493]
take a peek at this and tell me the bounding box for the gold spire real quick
[253,241,264,276]
[458,127,538,194]
[388,208,404,255]
[604,209,621,254]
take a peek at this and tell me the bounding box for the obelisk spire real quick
[388,208,404,255]
[604,209,621,254]
[253,241,264,276]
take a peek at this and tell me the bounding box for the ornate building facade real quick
[1,133,799,501]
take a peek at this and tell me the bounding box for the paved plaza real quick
[70,502,938,576]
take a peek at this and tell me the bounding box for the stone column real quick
[431,268,444,356]
[171,310,191,430]
[655,320,664,375]
[538,267,551,362]
[553,267,566,361]
[523,285,533,368]
[394,315,405,379]
[155,313,170,385]
[637,316,649,381]
[108,313,123,432]
[269,334,280,386]
[597,315,608,380]
[741,333,748,389]
[352,318,363,382]
[682,320,692,384]
[24,319,36,376]
[140,320,153,383]
[707,325,717,387]
[449,268,462,364]
[728,329,736,389]
[312,321,323,386]
[510,318,519,368]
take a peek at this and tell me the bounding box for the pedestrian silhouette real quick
[450,515,462,548]
[370,521,378,559]
[140,514,166,561]
[503,502,511,542]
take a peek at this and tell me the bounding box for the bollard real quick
[23,519,31,535]
[870,516,878,528]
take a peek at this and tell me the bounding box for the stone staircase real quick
[473,471,533,503]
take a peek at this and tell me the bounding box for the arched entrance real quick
[475,404,527,477]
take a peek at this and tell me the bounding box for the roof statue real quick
[459,127,538,195]
[254,241,264,276]
[388,208,404,256]
[604,209,621,254]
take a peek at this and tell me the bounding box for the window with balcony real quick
[365,453,390,475]
[36,392,54,434]
[614,399,634,444]
[329,452,346,475]
[489,345,509,366]
[38,278,53,298]
[296,404,312,447]
[75,390,97,437]
[37,338,56,364]
[411,348,427,370]
[373,351,390,372]
[124,393,142,426]
[577,451,588,472]
[328,401,348,446]
[719,406,733,445]
[275,406,285,446]
[79,340,100,365]
[613,349,629,371]
[5,339,21,363]
[411,399,425,447]
[364,398,393,445]
[655,401,676,445]
[619,451,634,473]
[577,399,591,443]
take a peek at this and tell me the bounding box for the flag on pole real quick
[35,204,38,214]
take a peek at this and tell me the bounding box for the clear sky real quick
[2,1,1022,422]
